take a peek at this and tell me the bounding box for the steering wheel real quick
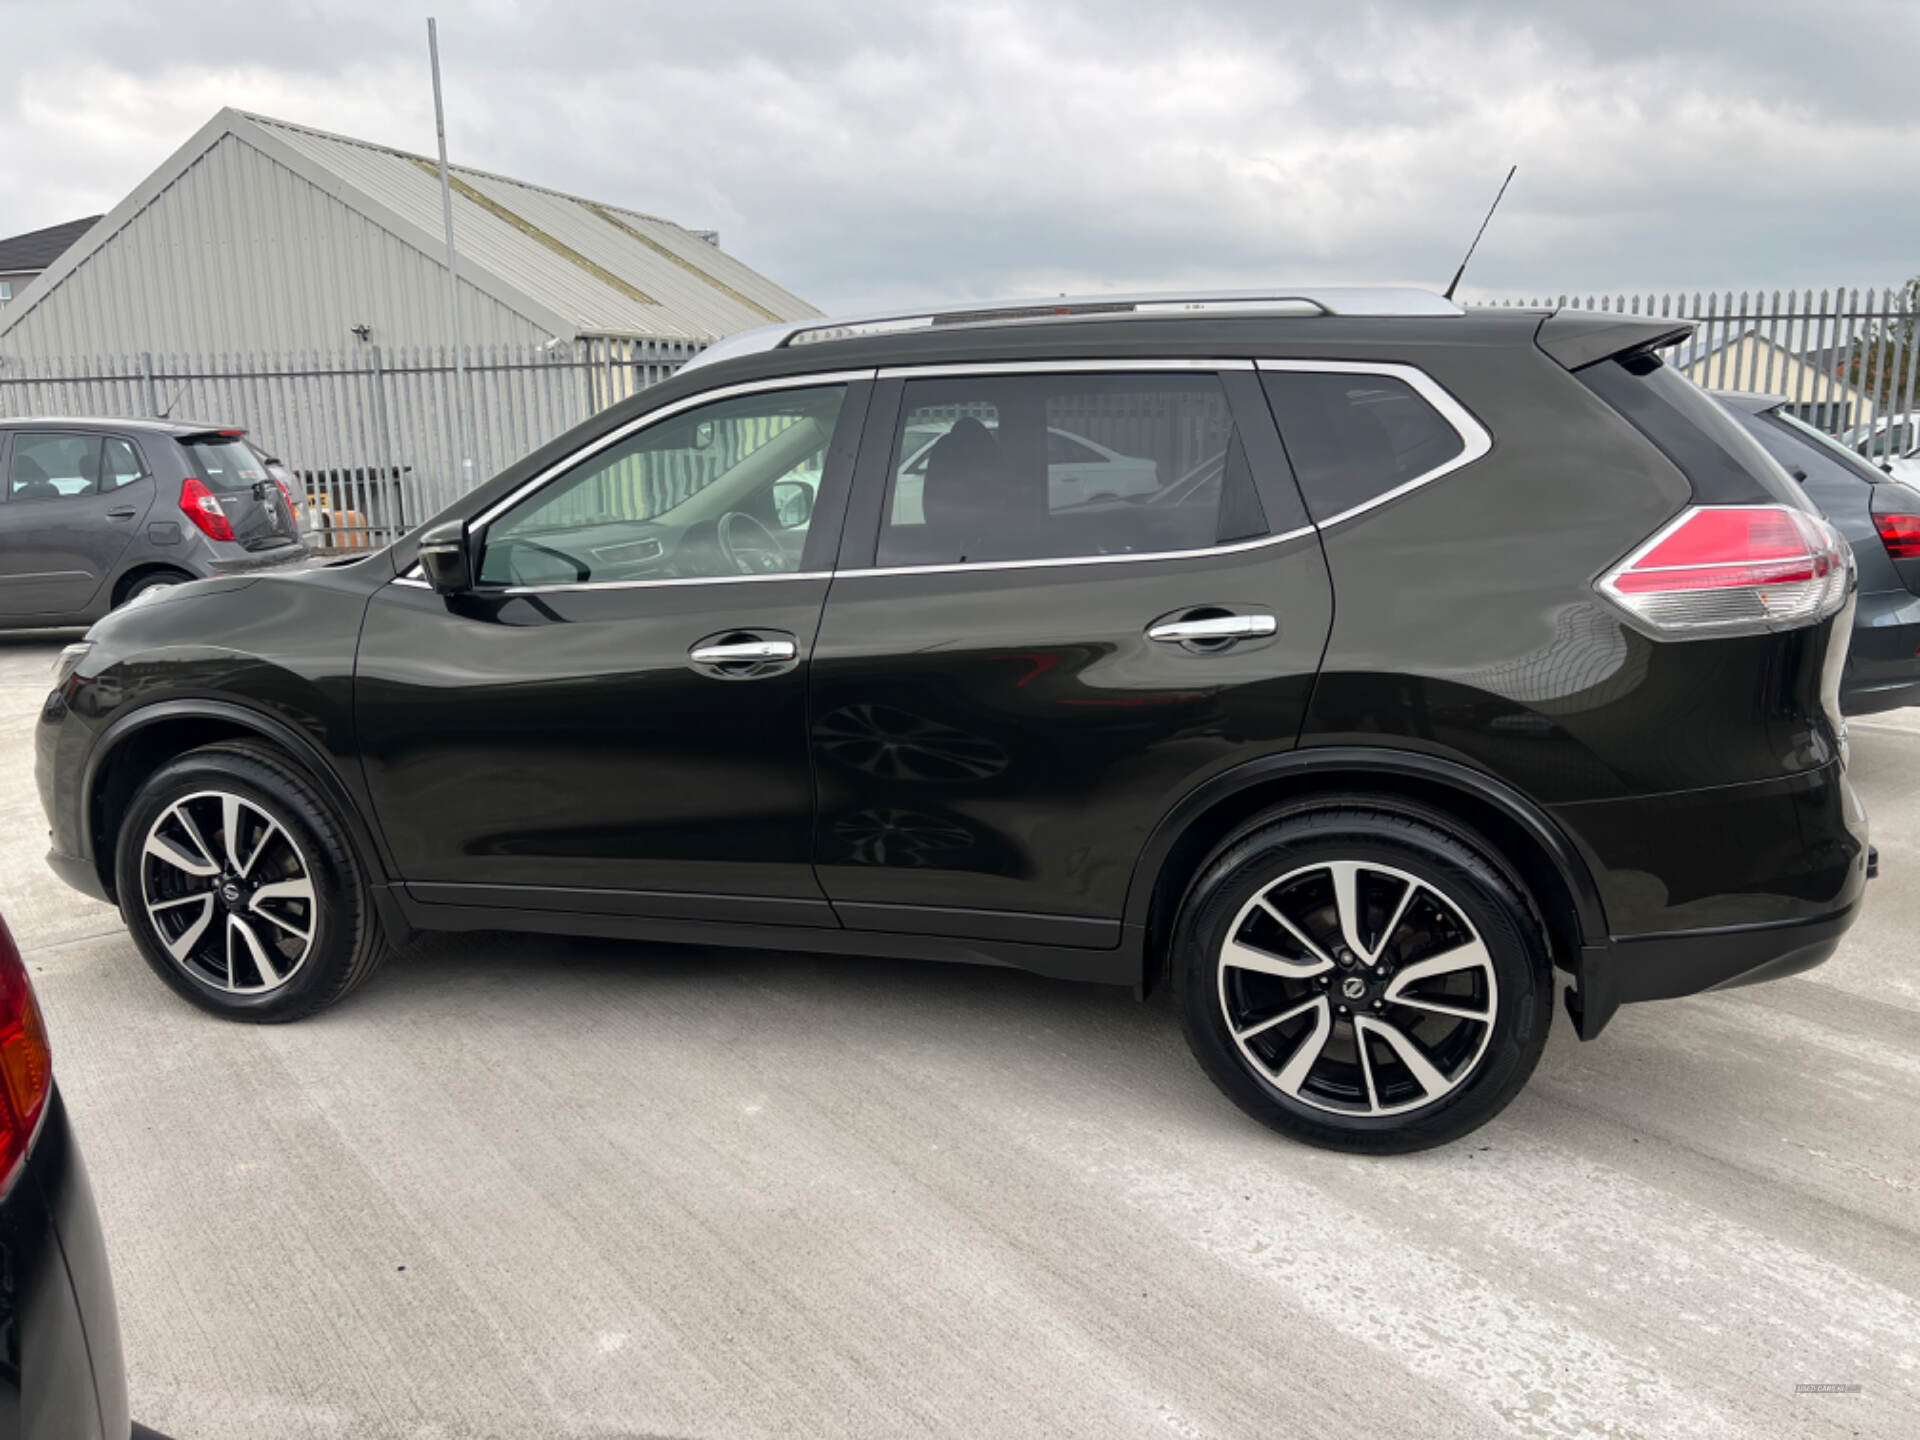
[718,511,786,575]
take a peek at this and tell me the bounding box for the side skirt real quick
[392,885,1142,987]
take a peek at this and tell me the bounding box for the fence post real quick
[140,352,157,417]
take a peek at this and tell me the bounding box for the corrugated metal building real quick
[0,107,818,359]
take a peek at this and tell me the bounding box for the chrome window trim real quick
[468,368,875,531]
[500,570,834,596]
[876,357,1254,380]
[836,526,1316,580]
[1254,358,1493,528]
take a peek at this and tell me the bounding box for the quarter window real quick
[877,373,1267,568]
[8,433,102,501]
[1260,370,1468,522]
[478,384,846,587]
[103,437,147,488]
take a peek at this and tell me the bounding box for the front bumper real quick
[0,1087,130,1440]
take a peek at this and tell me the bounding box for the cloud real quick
[2,0,1916,313]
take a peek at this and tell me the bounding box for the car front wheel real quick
[1173,802,1552,1153]
[114,741,388,1021]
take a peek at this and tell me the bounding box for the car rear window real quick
[1580,354,1810,508]
[1258,371,1466,523]
[182,438,271,491]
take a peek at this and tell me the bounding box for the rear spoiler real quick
[174,427,248,444]
[1535,313,1693,371]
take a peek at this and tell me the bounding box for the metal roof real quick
[0,109,818,351]
[681,287,1464,372]
[243,113,819,342]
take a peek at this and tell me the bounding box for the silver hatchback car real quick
[0,417,307,627]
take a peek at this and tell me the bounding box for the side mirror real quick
[772,479,815,529]
[417,517,473,595]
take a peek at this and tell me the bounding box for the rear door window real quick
[876,372,1268,568]
[1259,369,1469,523]
[8,433,102,501]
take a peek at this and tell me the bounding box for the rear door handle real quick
[689,638,797,664]
[1147,613,1277,643]
[106,506,138,520]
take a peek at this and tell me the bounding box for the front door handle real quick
[1147,613,1277,643]
[689,638,797,664]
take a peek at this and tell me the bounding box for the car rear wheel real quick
[1173,802,1552,1153]
[114,741,388,1021]
[116,569,192,607]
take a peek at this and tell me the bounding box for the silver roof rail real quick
[682,286,1463,372]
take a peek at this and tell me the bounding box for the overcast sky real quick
[3,1,1916,313]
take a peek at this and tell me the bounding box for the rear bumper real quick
[1566,904,1859,1038]
[1843,587,1920,714]
[1554,757,1871,1039]
[203,542,310,577]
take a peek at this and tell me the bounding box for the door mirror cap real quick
[772,479,815,529]
[417,518,473,595]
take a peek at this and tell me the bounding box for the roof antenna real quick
[1442,165,1516,302]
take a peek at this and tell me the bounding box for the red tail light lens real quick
[1876,511,1920,560]
[1598,504,1851,635]
[0,916,52,1198]
[180,476,235,542]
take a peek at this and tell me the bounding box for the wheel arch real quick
[1128,747,1609,995]
[83,700,390,907]
[109,562,198,609]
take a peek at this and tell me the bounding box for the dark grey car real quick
[1715,391,1920,714]
[0,418,306,628]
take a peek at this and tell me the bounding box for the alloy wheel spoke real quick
[159,896,215,960]
[1391,993,1491,1021]
[250,876,315,909]
[1234,994,1324,1042]
[1370,879,1419,963]
[249,905,311,943]
[228,914,280,988]
[1222,934,1329,981]
[1326,860,1372,960]
[1356,1014,1451,1099]
[1384,938,1494,1002]
[146,827,218,879]
[171,803,220,876]
[1357,1026,1382,1113]
[1253,897,1336,973]
[221,795,246,873]
[1271,996,1333,1097]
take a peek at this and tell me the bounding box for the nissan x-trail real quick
[37,289,1872,1151]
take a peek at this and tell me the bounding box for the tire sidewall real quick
[1176,811,1550,1152]
[115,750,360,1020]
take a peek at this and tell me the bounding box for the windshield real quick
[1770,409,1896,484]
[183,438,271,491]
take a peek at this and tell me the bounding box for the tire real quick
[114,741,389,1021]
[117,570,191,607]
[1172,801,1552,1153]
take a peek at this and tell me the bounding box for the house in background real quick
[1678,327,1876,431]
[0,216,102,309]
[0,107,818,361]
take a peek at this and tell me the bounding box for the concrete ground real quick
[3,628,1917,1440]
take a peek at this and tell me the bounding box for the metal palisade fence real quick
[0,336,701,546]
[1478,286,1920,442]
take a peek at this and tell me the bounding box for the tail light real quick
[1598,504,1851,635]
[180,476,234,542]
[0,916,52,1198]
[1875,510,1920,560]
